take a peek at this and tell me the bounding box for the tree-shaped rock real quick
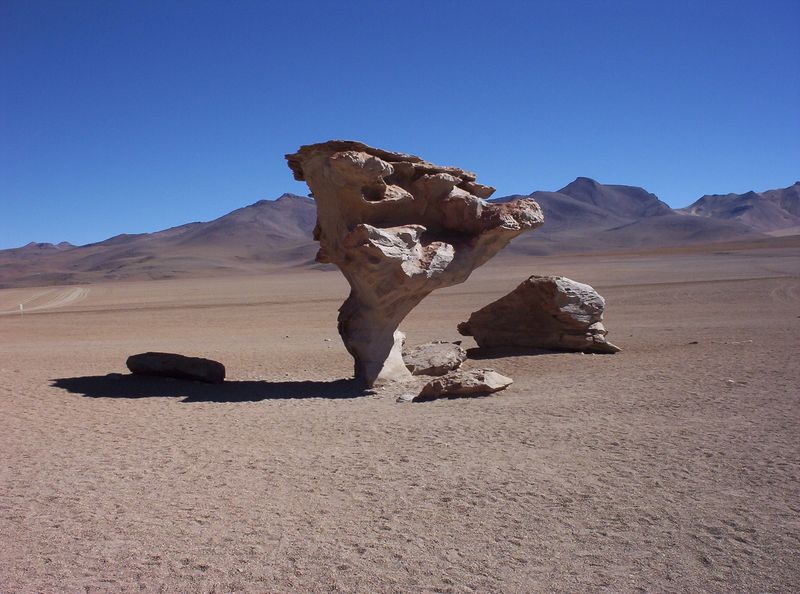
[286,141,543,386]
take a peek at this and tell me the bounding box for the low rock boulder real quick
[126,352,226,384]
[413,368,513,401]
[458,275,620,354]
[403,341,466,376]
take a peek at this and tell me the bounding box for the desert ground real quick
[1,240,799,593]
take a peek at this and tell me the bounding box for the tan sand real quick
[1,243,799,592]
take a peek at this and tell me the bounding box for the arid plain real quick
[1,240,799,593]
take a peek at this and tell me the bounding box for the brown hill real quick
[680,182,800,233]
[0,194,317,288]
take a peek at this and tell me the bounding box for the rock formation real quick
[458,276,620,354]
[286,141,543,386]
[403,341,466,376]
[411,368,513,402]
[126,352,226,383]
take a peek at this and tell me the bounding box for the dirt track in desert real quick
[0,287,90,316]
[1,241,799,593]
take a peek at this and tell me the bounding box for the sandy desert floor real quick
[1,241,799,593]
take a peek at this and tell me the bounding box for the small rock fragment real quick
[403,341,467,376]
[415,368,513,401]
[126,352,225,384]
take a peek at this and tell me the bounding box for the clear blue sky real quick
[1,0,798,248]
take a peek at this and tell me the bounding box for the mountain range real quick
[495,179,798,255]
[0,194,317,287]
[680,182,800,235]
[1,180,797,288]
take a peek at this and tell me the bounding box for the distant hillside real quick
[680,182,800,233]
[0,194,317,287]
[3,242,75,255]
[2,179,796,288]
[495,178,761,256]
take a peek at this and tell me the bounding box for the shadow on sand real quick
[51,374,368,403]
[466,346,556,360]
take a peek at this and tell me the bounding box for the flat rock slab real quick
[404,341,466,376]
[414,368,513,402]
[126,352,226,384]
[458,275,620,354]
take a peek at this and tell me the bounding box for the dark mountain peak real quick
[163,191,317,252]
[20,241,74,251]
[561,176,600,191]
[275,192,311,202]
[557,178,671,219]
[697,190,759,201]
[248,193,312,208]
[682,181,800,232]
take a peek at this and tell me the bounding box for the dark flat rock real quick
[126,352,225,384]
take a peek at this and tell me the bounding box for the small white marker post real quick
[19,303,23,317]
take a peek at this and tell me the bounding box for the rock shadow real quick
[466,346,557,360]
[51,374,367,403]
[412,392,496,403]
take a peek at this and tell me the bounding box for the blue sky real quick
[1,0,798,248]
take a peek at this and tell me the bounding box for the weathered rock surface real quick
[415,369,513,401]
[286,140,543,386]
[404,341,466,376]
[458,275,620,353]
[126,352,226,383]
